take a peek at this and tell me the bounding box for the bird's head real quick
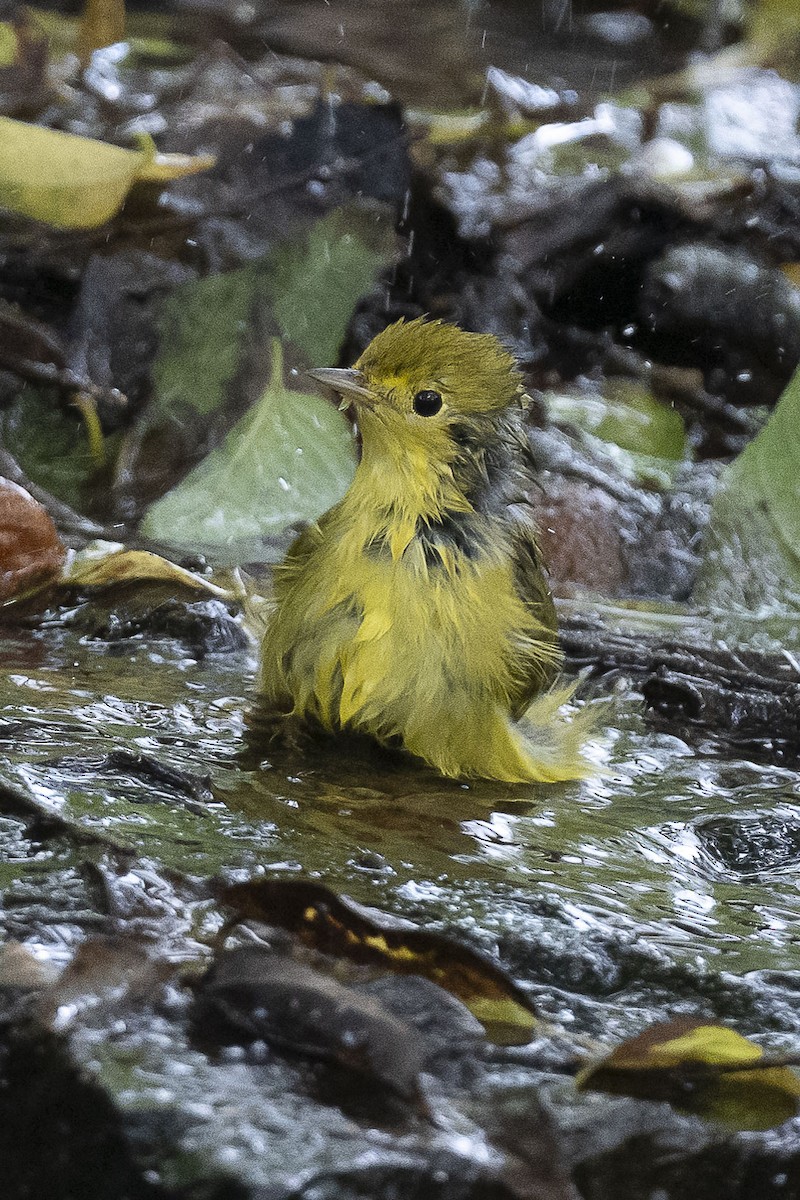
[308,318,524,463]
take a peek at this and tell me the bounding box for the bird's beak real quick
[307,367,374,410]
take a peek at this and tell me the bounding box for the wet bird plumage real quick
[258,317,587,783]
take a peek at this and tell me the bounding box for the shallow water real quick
[3,605,800,1052]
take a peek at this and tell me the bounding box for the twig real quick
[0,352,126,409]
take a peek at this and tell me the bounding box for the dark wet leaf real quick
[220,878,536,1045]
[193,944,425,1101]
[577,1016,800,1131]
[0,477,65,601]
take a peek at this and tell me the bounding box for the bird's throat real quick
[345,419,472,562]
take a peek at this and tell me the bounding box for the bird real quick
[258,317,590,783]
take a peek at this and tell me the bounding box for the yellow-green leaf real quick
[577,1017,800,1131]
[64,541,240,599]
[0,118,214,229]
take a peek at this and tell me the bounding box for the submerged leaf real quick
[139,338,357,558]
[193,945,425,1100]
[577,1017,800,1131]
[0,118,214,229]
[694,362,800,609]
[220,877,536,1045]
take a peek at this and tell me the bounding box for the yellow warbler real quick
[258,318,590,783]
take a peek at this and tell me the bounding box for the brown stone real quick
[534,478,628,595]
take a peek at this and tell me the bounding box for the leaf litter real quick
[4,2,800,1198]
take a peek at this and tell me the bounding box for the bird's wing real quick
[499,419,562,718]
[506,508,561,716]
[272,506,338,599]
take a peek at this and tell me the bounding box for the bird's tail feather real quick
[514,678,601,784]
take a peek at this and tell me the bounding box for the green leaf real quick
[546,380,686,461]
[150,267,260,423]
[264,206,397,366]
[139,339,357,559]
[577,1017,800,1132]
[137,203,396,557]
[0,386,96,510]
[694,363,800,609]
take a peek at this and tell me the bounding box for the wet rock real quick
[574,1124,800,1200]
[87,597,248,657]
[534,477,630,595]
[528,429,712,600]
[640,243,800,403]
[0,1026,167,1200]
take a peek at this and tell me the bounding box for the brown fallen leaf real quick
[577,1016,800,1131]
[219,877,536,1046]
[78,0,125,67]
[0,477,66,602]
[36,937,177,1029]
[0,941,58,990]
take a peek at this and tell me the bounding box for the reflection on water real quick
[3,623,800,1038]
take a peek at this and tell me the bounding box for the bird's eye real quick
[413,389,443,417]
